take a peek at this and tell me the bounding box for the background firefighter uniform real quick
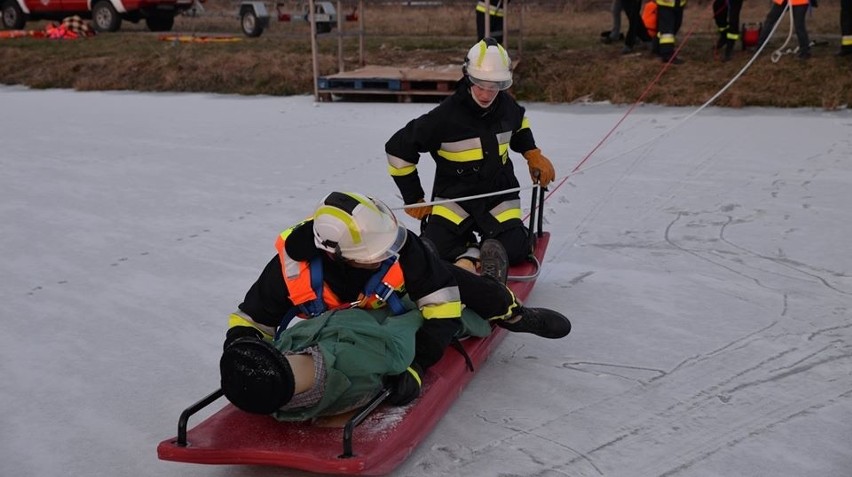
[655,0,686,61]
[476,0,506,44]
[759,0,813,58]
[841,0,852,55]
[385,85,538,265]
[713,0,743,60]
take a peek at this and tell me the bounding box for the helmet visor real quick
[469,75,512,91]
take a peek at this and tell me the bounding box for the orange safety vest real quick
[773,0,808,5]
[642,0,658,39]
[274,228,406,317]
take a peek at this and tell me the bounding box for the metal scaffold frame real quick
[305,0,524,101]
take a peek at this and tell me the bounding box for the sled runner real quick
[157,187,549,476]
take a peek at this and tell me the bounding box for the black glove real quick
[224,326,263,350]
[385,363,424,406]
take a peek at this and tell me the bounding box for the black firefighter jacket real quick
[385,84,538,225]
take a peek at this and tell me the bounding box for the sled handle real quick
[535,184,545,237]
[340,388,391,458]
[528,183,546,238]
[176,388,225,447]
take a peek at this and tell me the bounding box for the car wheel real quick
[315,22,331,34]
[240,9,263,38]
[92,0,121,32]
[2,0,26,30]
[145,13,174,32]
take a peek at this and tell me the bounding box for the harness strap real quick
[449,338,475,372]
[363,258,407,316]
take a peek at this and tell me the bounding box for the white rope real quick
[770,2,796,63]
[393,15,789,222]
[392,184,541,211]
[543,21,787,186]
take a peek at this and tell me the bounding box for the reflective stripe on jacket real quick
[655,0,686,8]
[386,87,535,229]
[475,0,504,17]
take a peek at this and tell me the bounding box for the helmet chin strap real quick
[469,87,496,109]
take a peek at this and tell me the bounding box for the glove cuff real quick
[523,148,542,161]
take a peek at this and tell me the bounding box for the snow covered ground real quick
[1,86,851,477]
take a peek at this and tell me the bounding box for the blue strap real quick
[363,258,407,316]
[301,256,327,317]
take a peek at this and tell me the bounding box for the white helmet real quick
[464,37,513,91]
[313,192,407,264]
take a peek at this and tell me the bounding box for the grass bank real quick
[1,0,850,108]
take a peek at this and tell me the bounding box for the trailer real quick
[238,0,355,37]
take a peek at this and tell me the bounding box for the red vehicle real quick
[1,0,198,32]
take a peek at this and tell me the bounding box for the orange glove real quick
[404,199,432,220]
[522,148,555,187]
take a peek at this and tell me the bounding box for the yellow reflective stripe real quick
[228,312,255,328]
[494,207,522,223]
[278,227,295,241]
[659,34,675,45]
[315,205,361,244]
[347,192,381,215]
[406,366,422,384]
[227,312,274,338]
[388,164,416,176]
[488,288,519,321]
[422,300,463,319]
[437,148,483,162]
[417,285,462,319]
[843,36,852,46]
[475,3,504,16]
[498,143,509,156]
[520,117,530,130]
[432,204,465,225]
[726,32,740,40]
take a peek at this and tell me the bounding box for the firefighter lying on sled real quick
[219,191,570,418]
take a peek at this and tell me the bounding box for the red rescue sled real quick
[157,188,550,475]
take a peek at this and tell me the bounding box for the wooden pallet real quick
[318,65,462,102]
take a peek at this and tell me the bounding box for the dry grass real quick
[1,0,850,107]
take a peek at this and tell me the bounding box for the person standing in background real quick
[621,0,653,53]
[476,0,505,44]
[655,0,686,63]
[385,39,556,272]
[758,0,815,60]
[712,0,744,61]
[603,0,625,44]
[839,0,852,56]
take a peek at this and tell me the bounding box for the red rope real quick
[540,0,719,207]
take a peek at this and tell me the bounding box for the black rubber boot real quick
[723,39,735,61]
[480,239,509,286]
[497,307,572,339]
[716,30,728,49]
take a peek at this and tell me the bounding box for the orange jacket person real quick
[758,0,815,59]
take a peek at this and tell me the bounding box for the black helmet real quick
[220,336,295,414]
